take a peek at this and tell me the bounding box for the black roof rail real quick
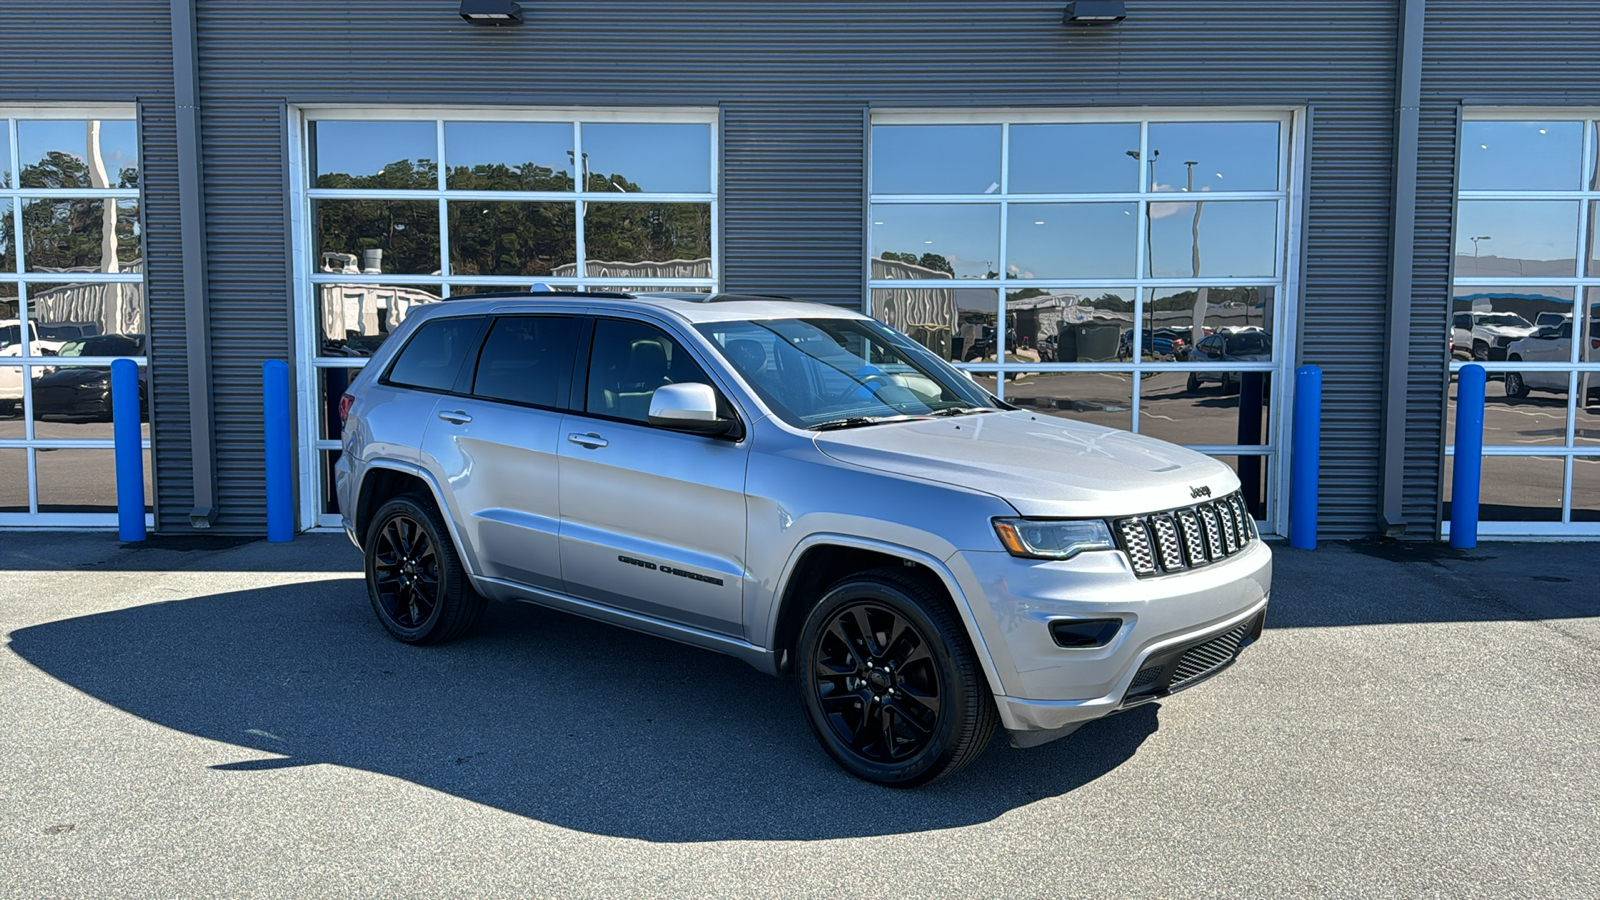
[631,291,803,304]
[442,290,635,301]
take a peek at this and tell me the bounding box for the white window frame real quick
[1443,107,1600,537]
[866,108,1306,537]
[0,104,151,528]
[288,106,721,530]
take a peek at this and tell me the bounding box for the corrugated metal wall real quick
[0,2,182,528]
[184,0,1400,535]
[1413,0,1600,535]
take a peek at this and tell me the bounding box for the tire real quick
[363,493,486,645]
[796,567,998,787]
[1186,373,1201,393]
[1220,373,1238,394]
[0,400,14,417]
[1503,368,1529,399]
[1472,340,1490,362]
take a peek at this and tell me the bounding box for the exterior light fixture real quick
[460,0,523,25]
[1064,1,1126,26]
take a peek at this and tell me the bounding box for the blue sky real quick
[15,119,138,179]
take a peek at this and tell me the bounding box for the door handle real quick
[567,432,608,449]
[437,410,473,425]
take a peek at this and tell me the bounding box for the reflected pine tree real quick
[315,159,442,274]
[585,174,710,266]
[0,153,140,270]
[879,251,955,276]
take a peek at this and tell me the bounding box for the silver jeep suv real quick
[335,291,1271,787]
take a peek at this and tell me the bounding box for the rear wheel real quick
[1503,367,1529,399]
[364,494,485,645]
[796,568,997,787]
[1186,373,1201,393]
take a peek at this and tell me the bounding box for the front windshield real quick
[1477,313,1532,328]
[695,317,1004,428]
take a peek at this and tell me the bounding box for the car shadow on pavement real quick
[7,578,1159,843]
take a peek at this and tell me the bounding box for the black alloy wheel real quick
[364,494,486,645]
[797,568,997,787]
[1503,369,1529,399]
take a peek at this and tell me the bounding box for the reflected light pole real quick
[1471,235,1491,269]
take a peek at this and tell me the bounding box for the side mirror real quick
[648,382,736,435]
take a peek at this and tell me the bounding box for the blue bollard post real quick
[111,358,146,542]
[1289,365,1322,550]
[264,359,293,542]
[1450,364,1487,549]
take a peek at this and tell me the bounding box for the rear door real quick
[420,312,580,592]
[556,315,750,635]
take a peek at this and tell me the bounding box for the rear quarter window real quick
[384,315,483,392]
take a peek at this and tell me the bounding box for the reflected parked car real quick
[32,334,147,421]
[1503,319,1600,398]
[1186,330,1272,393]
[1451,311,1537,361]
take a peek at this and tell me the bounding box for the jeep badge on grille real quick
[1190,485,1212,499]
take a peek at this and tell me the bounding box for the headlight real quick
[992,518,1115,560]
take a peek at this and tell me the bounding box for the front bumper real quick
[946,539,1271,733]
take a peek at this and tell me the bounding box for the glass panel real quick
[0,281,16,322]
[16,119,139,189]
[0,447,28,512]
[1145,122,1280,193]
[1138,369,1270,448]
[37,447,152,514]
[1448,286,1571,362]
[871,125,1001,195]
[319,450,342,515]
[1461,121,1583,192]
[447,200,576,277]
[1454,201,1579,278]
[583,202,711,278]
[1583,289,1600,367]
[314,199,441,276]
[1572,455,1600,521]
[1450,372,1567,448]
[1205,455,1269,521]
[470,315,579,408]
[580,123,712,194]
[1006,370,1132,432]
[316,283,444,357]
[870,204,999,280]
[317,366,365,441]
[1,200,13,272]
[1147,199,1277,278]
[310,121,437,189]
[0,363,24,433]
[1008,124,1141,194]
[28,363,147,438]
[1006,288,1133,364]
[585,318,710,424]
[1145,287,1276,362]
[444,121,573,191]
[28,280,146,345]
[1005,203,1138,279]
[1445,454,1563,522]
[384,315,483,392]
[21,199,141,272]
[1575,372,1600,447]
[964,370,1001,399]
[871,287,999,363]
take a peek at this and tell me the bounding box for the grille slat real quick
[1169,622,1250,688]
[1113,492,1256,578]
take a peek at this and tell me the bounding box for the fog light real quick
[1049,618,1123,649]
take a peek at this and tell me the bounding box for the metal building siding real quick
[183,0,1400,535]
[722,105,865,307]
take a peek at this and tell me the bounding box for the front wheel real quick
[364,494,486,645]
[796,568,997,787]
[1503,369,1529,399]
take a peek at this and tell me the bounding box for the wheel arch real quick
[766,535,1007,698]
[354,460,476,577]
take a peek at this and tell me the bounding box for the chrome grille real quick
[1149,514,1186,571]
[1112,491,1257,578]
[1116,518,1158,575]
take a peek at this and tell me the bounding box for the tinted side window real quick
[385,316,483,392]
[585,318,712,424]
[471,315,579,408]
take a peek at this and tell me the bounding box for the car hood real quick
[813,411,1240,518]
[1478,324,1536,339]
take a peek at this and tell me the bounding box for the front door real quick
[557,316,749,635]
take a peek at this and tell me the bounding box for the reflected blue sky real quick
[312,121,436,179]
[1148,200,1278,277]
[870,204,999,278]
[1006,203,1137,278]
[16,120,138,180]
[872,125,1001,194]
[1146,122,1279,193]
[1454,200,1578,277]
[1460,121,1582,192]
[1009,123,1140,194]
[580,123,711,193]
[445,122,571,179]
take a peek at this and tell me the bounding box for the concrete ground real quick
[1,533,1596,898]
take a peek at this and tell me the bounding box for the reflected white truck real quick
[335,292,1271,786]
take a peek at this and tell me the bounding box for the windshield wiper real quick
[928,406,1000,417]
[808,414,929,431]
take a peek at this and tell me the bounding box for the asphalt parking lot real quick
[2,533,1597,898]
